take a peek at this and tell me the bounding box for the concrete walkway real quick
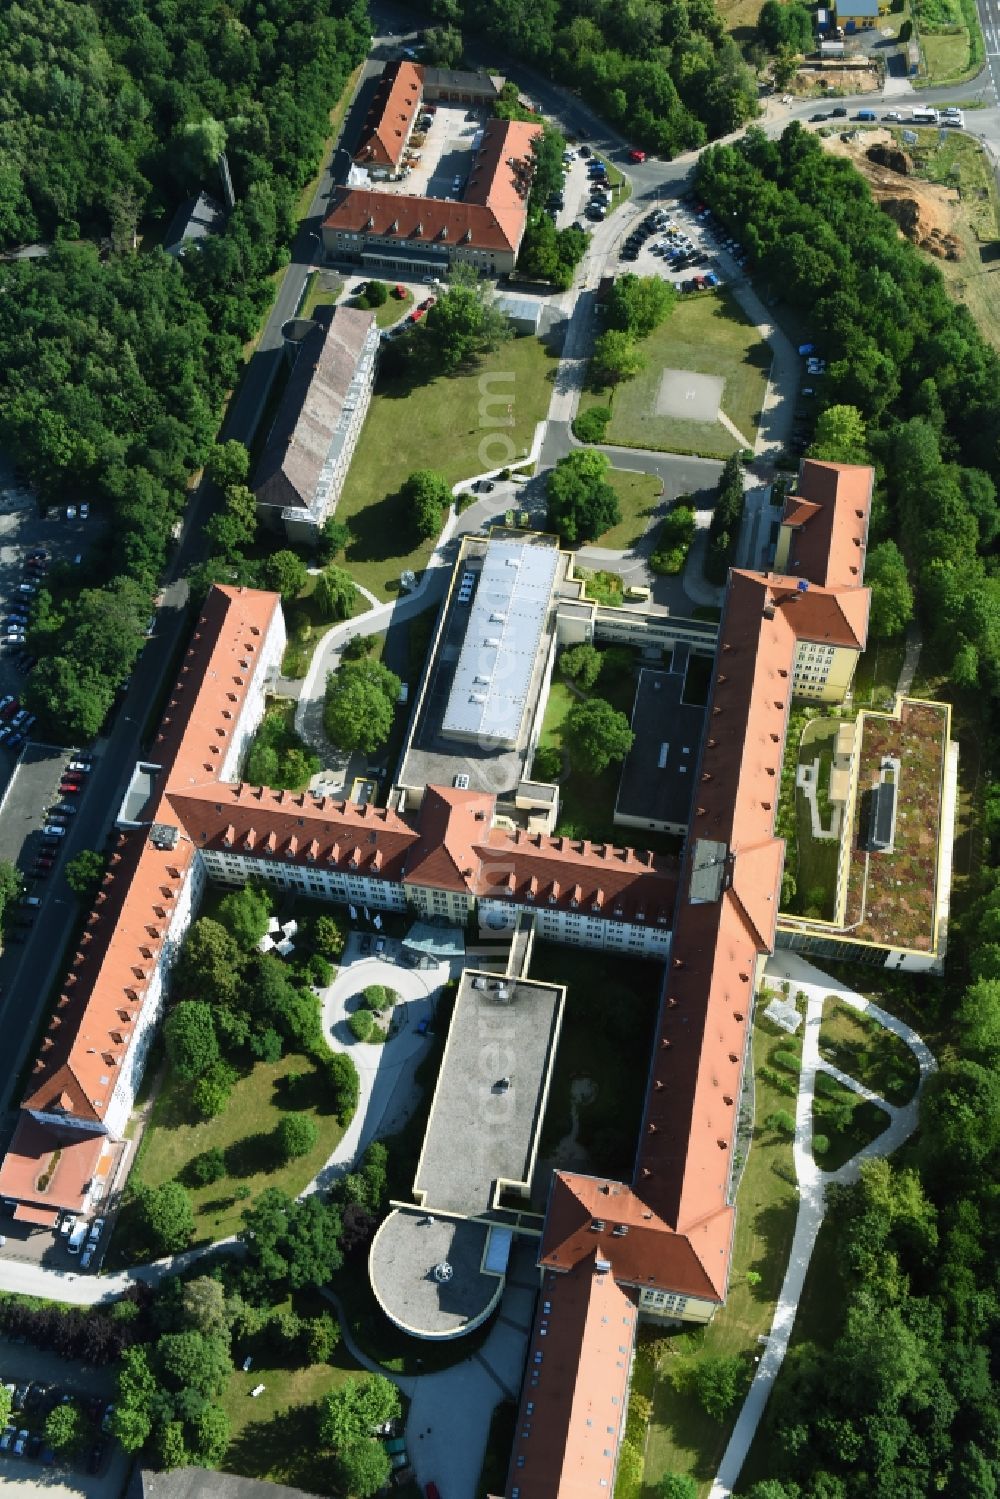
[895,620,923,698]
[709,952,937,1498]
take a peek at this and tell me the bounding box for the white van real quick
[67,1221,88,1254]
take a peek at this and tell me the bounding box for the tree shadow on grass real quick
[225,1131,281,1178]
[276,1064,340,1117]
[747,1198,799,1296]
[225,1401,333,1495]
[344,490,420,567]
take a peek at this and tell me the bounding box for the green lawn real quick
[124,1051,345,1251]
[818,1001,920,1106]
[579,290,771,459]
[812,1070,891,1172]
[222,1311,367,1497]
[538,650,680,851]
[793,790,841,921]
[281,570,372,680]
[920,26,973,80]
[640,1009,803,1495]
[736,1215,845,1492]
[599,469,665,550]
[336,336,555,598]
[594,151,632,211]
[299,269,345,320]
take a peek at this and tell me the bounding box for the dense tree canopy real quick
[564,697,634,775]
[324,659,401,754]
[401,470,452,540]
[423,269,512,371]
[695,125,1000,692]
[547,450,622,544]
[606,274,678,338]
[0,0,369,743]
[449,0,758,154]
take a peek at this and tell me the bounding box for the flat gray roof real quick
[615,666,707,831]
[369,1211,500,1338]
[441,538,559,747]
[413,970,565,1215]
[118,762,160,826]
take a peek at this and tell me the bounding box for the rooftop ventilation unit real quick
[149,823,179,850]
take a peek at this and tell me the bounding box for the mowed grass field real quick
[579,290,771,459]
[336,336,555,599]
[599,468,665,550]
[128,1051,345,1247]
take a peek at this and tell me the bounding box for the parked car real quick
[14,1429,28,1455]
[59,782,81,795]
[69,759,92,773]
[65,505,77,520]
[628,146,647,162]
[80,502,90,519]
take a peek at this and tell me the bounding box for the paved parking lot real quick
[0,746,80,880]
[611,200,742,289]
[0,1338,126,1497]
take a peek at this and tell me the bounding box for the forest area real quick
[692,125,1000,1499]
[0,0,369,740]
[426,0,760,155]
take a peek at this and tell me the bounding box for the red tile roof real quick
[781,460,873,589]
[539,1172,729,1301]
[505,1257,637,1499]
[20,587,281,1127]
[326,119,541,256]
[0,1115,110,1215]
[476,828,677,924]
[463,117,542,249]
[169,781,419,883]
[354,60,423,170]
[402,784,495,893]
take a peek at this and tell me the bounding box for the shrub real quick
[362,984,387,1011]
[772,1047,801,1074]
[304,953,334,988]
[187,1147,226,1187]
[325,1051,360,1124]
[812,1133,830,1155]
[349,1010,376,1042]
[277,1114,318,1161]
[651,504,696,574]
[531,744,562,781]
[765,1110,796,1137]
[192,1061,238,1119]
[572,405,612,443]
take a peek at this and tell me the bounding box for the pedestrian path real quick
[709,953,937,1498]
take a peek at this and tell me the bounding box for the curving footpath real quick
[709,952,937,1498]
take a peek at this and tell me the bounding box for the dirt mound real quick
[821,129,963,260]
[866,141,913,176]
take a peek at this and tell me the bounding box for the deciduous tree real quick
[64,849,104,896]
[564,697,634,776]
[277,1113,318,1160]
[319,1375,401,1449]
[591,329,645,390]
[324,659,401,754]
[547,450,621,545]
